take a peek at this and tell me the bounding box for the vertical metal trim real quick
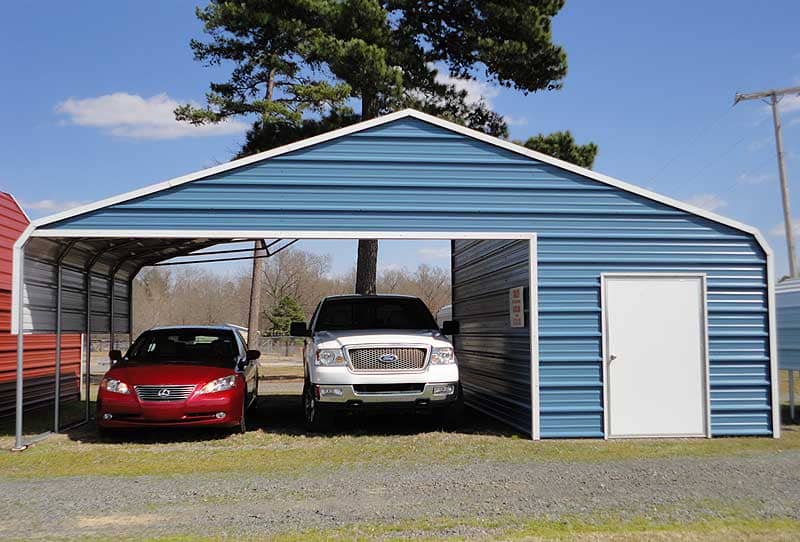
[766,250,781,438]
[529,235,540,440]
[13,243,26,450]
[109,274,115,350]
[84,271,91,422]
[54,263,63,433]
[128,275,134,338]
[701,275,712,438]
[600,275,609,439]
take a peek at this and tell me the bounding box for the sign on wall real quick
[509,286,525,328]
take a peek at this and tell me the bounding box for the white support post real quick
[12,245,26,451]
[54,263,63,433]
[84,273,91,421]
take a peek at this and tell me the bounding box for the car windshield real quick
[124,329,239,368]
[315,297,437,331]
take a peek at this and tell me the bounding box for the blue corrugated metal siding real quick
[48,117,773,437]
[777,281,800,370]
[452,239,532,434]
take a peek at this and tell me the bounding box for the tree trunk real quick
[246,241,266,349]
[355,239,378,295]
[354,92,379,295]
[246,70,277,348]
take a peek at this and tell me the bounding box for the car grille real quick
[134,385,196,402]
[347,347,427,372]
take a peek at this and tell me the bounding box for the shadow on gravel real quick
[62,391,522,445]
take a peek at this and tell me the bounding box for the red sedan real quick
[97,326,260,434]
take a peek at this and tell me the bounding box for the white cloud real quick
[417,247,450,260]
[748,138,771,152]
[434,72,499,107]
[23,199,85,214]
[780,94,800,116]
[686,193,728,212]
[55,92,247,140]
[738,172,770,185]
[770,219,800,238]
[505,115,528,127]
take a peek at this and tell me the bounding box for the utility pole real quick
[246,240,267,350]
[735,85,800,277]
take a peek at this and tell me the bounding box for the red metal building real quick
[0,193,81,418]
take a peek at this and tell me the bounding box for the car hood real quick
[105,363,236,386]
[314,329,452,349]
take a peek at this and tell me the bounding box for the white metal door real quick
[604,275,708,438]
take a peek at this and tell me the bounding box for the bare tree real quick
[132,249,451,335]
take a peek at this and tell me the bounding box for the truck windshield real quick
[315,298,438,331]
[124,329,238,367]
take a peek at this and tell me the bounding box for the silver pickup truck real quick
[290,294,461,431]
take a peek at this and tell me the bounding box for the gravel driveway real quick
[1,397,799,540]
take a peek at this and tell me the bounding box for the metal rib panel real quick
[38,117,772,437]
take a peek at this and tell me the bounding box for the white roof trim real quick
[3,192,31,224]
[19,108,772,258]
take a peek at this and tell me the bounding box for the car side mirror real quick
[246,349,261,361]
[109,349,122,362]
[290,322,309,337]
[441,320,460,335]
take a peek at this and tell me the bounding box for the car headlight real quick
[101,378,130,394]
[430,347,456,365]
[197,375,237,394]
[315,348,346,366]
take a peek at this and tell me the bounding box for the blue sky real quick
[2,1,800,276]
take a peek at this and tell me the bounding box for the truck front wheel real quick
[303,381,329,433]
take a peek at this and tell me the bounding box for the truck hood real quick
[314,329,452,349]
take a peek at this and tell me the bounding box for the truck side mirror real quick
[109,349,122,362]
[246,349,261,361]
[290,322,309,337]
[441,320,460,335]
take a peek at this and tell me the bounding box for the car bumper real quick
[97,392,242,429]
[314,382,459,407]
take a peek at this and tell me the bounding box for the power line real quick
[650,104,735,183]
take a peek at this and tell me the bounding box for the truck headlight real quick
[197,375,237,394]
[430,347,456,365]
[101,378,130,394]
[315,348,346,366]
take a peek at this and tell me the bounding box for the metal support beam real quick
[54,263,63,433]
[109,274,115,350]
[12,244,26,451]
[84,272,91,421]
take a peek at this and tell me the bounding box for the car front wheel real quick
[236,398,247,434]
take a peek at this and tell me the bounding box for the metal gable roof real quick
[20,109,770,256]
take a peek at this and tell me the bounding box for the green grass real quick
[1,423,798,480]
[74,513,800,541]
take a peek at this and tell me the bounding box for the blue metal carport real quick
[11,109,779,449]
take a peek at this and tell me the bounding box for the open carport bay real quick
[0,405,799,541]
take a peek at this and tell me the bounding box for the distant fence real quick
[258,336,303,361]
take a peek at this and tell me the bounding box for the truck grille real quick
[134,385,196,402]
[347,347,427,372]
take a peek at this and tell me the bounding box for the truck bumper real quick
[314,382,459,407]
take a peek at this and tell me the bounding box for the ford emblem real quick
[158,388,171,397]
[378,353,398,363]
